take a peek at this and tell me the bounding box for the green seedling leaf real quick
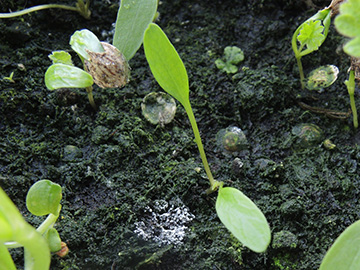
[319,219,360,270]
[0,244,16,270]
[216,187,271,253]
[143,23,189,107]
[48,51,73,65]
[45,228,62,252]
[113,0,158,61]
[224,46,244,64]
[45,63,93,90]
[26,180,62,216]
[334,0,360,57]
[69,29,104,61]
[0,211,13,240]
[297,20,325,52]
[343,36,360,58]
[215,46,244,74]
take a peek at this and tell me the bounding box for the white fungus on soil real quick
[134,200,195,246]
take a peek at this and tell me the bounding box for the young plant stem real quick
[296,56,305,89]
[86,86,97,110]
[346,70,358,128]
[0,2,90,19]
[182,101,223,193]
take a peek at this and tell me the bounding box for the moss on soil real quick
[1,0,360,269]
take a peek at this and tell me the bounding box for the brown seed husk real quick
[84,42,130,88]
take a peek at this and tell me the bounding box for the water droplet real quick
[306,65,339,91]
[141,92,176,126]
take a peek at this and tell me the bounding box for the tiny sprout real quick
[306,65,339,91]
[215,46,244,74]
[216,126,248,152]
[45,29,130,110]
[323,139,336,150]
[3,71,15,83]
[141,92,176,126]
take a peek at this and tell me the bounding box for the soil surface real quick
[1,0,359,269]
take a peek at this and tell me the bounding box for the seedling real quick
[0,180,64,270]
[0,0,90,19]
[144,23,271,253]
[334,0,360,58]
[215,46,244,74]
[45,29,130,110]
[291,8,331,89]
[44,0,158,109]
[334,0,360,128]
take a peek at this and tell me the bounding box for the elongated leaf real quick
[216,187,271,253]
[113,0,158,60]
[319,219,360,270]
[0,245,16,270]
[45,64,93,90]
[26,180,62,216]
[144,23,189,107]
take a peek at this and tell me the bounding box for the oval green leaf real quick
[26,180,62,216]
[69,29,104,61]
[344,36,360,58]
[45,228,62,252]
[113,0,158,61]
[319,220,360,270]
[143,23,190,107]
[45,63,93,90]
[216,187,271,253]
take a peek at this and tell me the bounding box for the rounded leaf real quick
[216,187,271,253]
[45,228,62,252]
[26,180,62,216]
[69,29,104,61]
[319,220,360,270]
[45,64,93,90]
[344,37,360,58]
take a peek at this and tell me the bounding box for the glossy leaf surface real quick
[113,0,157,60]
[216,187,271,253]
[319,219,360,270]
[26,180,62,216]
[70,29,104,61]
[45,63,93,90]
[144,23,189,107]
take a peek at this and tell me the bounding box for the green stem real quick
[0,4,78,18]
[0,244,16,270]
[296,56,305,90]
[346,70,358,129]
[86,86,97,110]
[183,101,222,193]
